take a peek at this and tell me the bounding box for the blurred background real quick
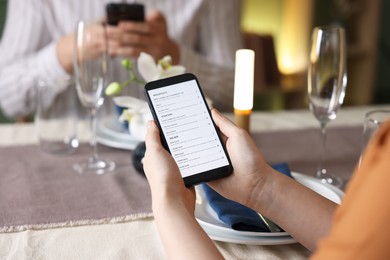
[242,0,387,111]
[0,0,388,122]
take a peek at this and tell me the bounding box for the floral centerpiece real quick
[105,52,185,140]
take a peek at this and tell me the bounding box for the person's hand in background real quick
[106,10,180,63]
[57,22,108,73]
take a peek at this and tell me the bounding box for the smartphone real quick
[144,73,233,187]
[106,3,145,25]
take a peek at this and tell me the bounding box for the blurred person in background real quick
[0,0,243,119]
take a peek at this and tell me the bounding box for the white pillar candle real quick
[234,49,255,110]
[234,49,255,131]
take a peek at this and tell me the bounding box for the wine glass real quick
[307,26,347,187]
[73,21,115,175]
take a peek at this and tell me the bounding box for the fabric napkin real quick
[201,163,293,232]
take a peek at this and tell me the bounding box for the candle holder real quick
[234,109,251,132]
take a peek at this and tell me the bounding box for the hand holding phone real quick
[106,3,145,26]
[144,73,233,187]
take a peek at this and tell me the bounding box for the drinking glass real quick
[359,110,390,167]
[307,26,347,187]
[73,21,115,174]
[35,77,78,154]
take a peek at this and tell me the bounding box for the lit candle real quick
[234,49,255,132]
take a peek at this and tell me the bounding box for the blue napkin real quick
[201,163,293,232]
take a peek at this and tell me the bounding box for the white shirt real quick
[0,0,243,118]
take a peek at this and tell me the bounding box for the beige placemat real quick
[0,144,152,233]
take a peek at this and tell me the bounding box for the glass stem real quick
[89,108,98,162]
[317,122,327,179]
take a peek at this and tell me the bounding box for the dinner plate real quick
[97,116,142,150]
[195,172,344,245]
[99,115,132,139]
[195,190,290,237]
[204,227,297,246]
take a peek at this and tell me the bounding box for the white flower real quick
[117,105,152,141]
[109,52,186,140]
[137,52,185,82]
[106,52,186,96]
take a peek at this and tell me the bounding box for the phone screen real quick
[145,74,232,186]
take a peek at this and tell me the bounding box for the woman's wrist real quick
[246,166,280,216]
[152,197,194,224]
[151,188,194,216]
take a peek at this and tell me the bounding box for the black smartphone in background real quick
[144,73,233,187]
[106,3,145,25]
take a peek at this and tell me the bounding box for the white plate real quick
[195,190,289,237]
[205,227,297,246]
[99,115,133,140]
[97,116,142,150]
[292,173,344,204]
[195,172,344,245]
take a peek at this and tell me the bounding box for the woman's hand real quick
[144,120,223,259]
[143,120,195,213]
[210,109,338,251]
[208,109,276,208]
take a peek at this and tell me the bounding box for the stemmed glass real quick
[307,26,347,187]
[73,21,115,174]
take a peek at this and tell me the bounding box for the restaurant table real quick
[1,104,389,259]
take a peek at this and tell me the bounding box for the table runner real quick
[252,125,362,184]
[0,144,152,233]
[0,125,362,233]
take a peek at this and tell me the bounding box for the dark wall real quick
[314,0,390,105]
[0,0,6,38]
[374,0,390,104]
[0,0,13,123]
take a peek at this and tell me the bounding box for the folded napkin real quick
[201,163,293,232]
